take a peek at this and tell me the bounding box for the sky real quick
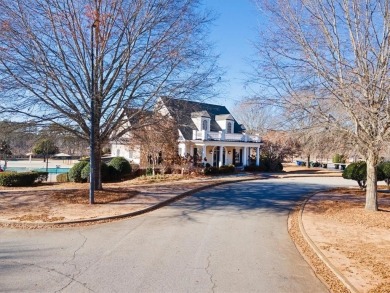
[203,0,260,111]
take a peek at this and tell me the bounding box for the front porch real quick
[178,142,261,168]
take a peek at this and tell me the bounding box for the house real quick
[111,97,262,167]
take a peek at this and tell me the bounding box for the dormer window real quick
[191,111,210,132]
[227,122,232,133]
[215,114,235,133]
[202,120,208,131]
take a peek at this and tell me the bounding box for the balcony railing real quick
[192,130,261,143]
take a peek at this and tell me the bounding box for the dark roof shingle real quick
[160,97,244,140]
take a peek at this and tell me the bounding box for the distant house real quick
[111,97,262,167]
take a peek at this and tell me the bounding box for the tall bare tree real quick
[251,0,390,211]
[0,0,219,190]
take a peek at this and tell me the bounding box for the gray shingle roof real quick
[160,97,244,140]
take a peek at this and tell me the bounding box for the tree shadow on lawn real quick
[169,180,332,216]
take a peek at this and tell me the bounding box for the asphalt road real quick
[0,176,351,293]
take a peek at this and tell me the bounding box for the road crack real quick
[205,253,216,293]
[56,231,92,292]
[6,260,94,292]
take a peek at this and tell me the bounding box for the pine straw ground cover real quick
[290,187,390,293]
[50,188,140,204]
[0,173,219,226]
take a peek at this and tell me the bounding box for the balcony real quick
[192,130,261,143]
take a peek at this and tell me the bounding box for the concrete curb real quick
[0,176,262,227]
[298,192,360,293]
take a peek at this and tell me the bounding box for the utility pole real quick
[89,20,99,204]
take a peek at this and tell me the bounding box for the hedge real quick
[204,165,235,175]
[108,157,132,179]
[56,173,69,183]
[0,171,48,187]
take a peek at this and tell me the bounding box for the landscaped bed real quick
[290,187,390,293]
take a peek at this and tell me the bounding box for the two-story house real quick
[111,97,262,167]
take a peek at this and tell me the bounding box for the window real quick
[129,151,133,158]
[227,122,232,133]
[202,120,208,131]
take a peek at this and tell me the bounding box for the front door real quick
[213,147,225,167]
[213,147,219,167]
[233,149,241,166]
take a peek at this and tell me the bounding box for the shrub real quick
[0,172,47,187]
[244,165,267,172]
[160,163,172,175]
[108,157,132,178]
[56,173,69,182]
[101,162,110,181]
[218,165,235,174]
[34,171,49,182]
[204,166,219,175]
[80,162,110,182]
[332,153,346,163]
[146,167,153,176]
[81,163,90,181]
[68,161,88,183]
[343,161,385,190]
[378,161,390,189]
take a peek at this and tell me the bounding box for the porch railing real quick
[192,130,261,143]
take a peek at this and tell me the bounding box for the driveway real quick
[0,177,349,292]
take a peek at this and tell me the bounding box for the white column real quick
[256,147,260,166]
[202,145,206,161]
[219,146,223,167]
[243,147,247,166]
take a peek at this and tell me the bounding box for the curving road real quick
[0,176,350,292]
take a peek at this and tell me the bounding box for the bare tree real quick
[0,121,37,156]
[251,0,390,211]
[0,0,219,190]
[232,100,282,136]
[130,112,179,174]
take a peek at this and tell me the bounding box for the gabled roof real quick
[215,114,234,121]
[159,97,244,140]
[191,111,211,118]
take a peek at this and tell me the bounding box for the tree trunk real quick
[365,150,378,211]
[94,136,103,190]
[307,155,310,168]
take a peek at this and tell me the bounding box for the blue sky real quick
[204,0,260,110]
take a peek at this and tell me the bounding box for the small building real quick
[111,97,262,167]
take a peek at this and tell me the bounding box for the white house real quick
[111,97,262,167]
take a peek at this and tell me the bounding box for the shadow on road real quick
[169,179,331,216]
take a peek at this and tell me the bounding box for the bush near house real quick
[0,171,48,187]
[244,165,267,172]
[343,161,385,190]
[244,157,283,172]
[108,157,132,180]
[204,165,235,175]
